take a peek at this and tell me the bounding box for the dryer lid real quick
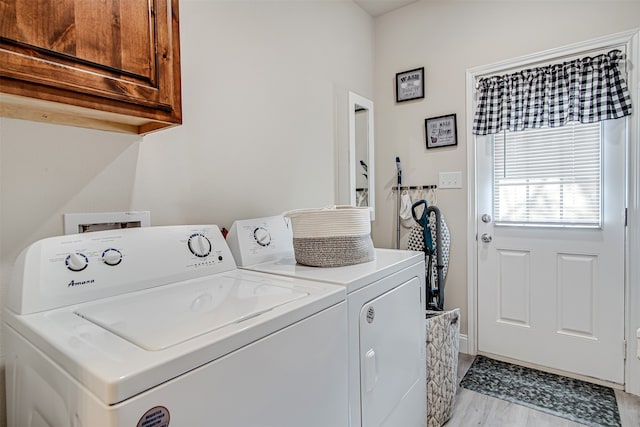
[246,248,423,293]
[74,275,308,350]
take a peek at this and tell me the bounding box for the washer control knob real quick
[253,227,271,247]
[188,233,212,258]
[102,248,123,266]
[66,253,89,272]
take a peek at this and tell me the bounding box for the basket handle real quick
[283,205,363,218]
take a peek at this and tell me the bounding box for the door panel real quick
[557,253,596,337]
[359,277,423,427]
[477,119,626,384]
[497,249,530,326]
[0,0,170,108]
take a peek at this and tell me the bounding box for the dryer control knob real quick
[253,227,271,247]
[66,253,89,272]
[102,248,122,266]
[188,233,212,258]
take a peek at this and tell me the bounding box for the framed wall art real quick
[395,67,424,102]
[425,114,457,149]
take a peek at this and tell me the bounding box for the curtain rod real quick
[474,44,628,81]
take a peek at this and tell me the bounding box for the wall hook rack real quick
[392,184,438,191]
[393,184,438,249]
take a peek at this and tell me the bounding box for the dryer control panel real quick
[227,215,294,267]
[8,225,236,315]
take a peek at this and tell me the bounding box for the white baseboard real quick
[459,333,469,354]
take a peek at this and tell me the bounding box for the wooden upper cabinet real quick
[0,0,182,134]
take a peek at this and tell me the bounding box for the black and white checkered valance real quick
[472,49,633,135]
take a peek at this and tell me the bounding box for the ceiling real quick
[353,0,420,17]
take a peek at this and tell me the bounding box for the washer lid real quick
[75,275,308,351]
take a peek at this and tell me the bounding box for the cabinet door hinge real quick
[623,340,627,360]
[625,208,628,227]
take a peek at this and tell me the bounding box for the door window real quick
[493,122,602,228]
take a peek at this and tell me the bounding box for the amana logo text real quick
[67,279,95,287]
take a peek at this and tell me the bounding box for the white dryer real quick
[4,225,349,427]
[228,216,427,427]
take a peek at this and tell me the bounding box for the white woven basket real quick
[284,206,375,267]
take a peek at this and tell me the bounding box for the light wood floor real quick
[446,353,640,426]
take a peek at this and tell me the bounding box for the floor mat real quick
[459,355,621,427]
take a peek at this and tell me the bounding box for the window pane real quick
[493,122,601,227]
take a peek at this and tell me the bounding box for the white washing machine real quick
[4,225,349,427]
[228,216,427,427]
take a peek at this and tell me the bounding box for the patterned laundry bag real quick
[407,210,459,427]
[425,309,460,426]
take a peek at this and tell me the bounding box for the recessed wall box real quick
[63,211,151,235]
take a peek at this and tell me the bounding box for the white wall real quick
[372,0,640,340]
[0,1,373,425]
[140,0,374,226]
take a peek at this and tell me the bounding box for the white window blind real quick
[493,122,602,227]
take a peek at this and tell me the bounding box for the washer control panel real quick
[227,215,294,267]
[8,225,236,314]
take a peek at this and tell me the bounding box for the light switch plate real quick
[439,171,462,189]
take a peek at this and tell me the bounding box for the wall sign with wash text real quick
[425,114,457,149]
[395,67,424,102]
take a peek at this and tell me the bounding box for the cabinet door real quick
[0,0,181,133]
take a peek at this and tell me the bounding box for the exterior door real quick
[477,119,626,384]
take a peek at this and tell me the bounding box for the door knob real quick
[481,214,492,223]
[481,233,492,243]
